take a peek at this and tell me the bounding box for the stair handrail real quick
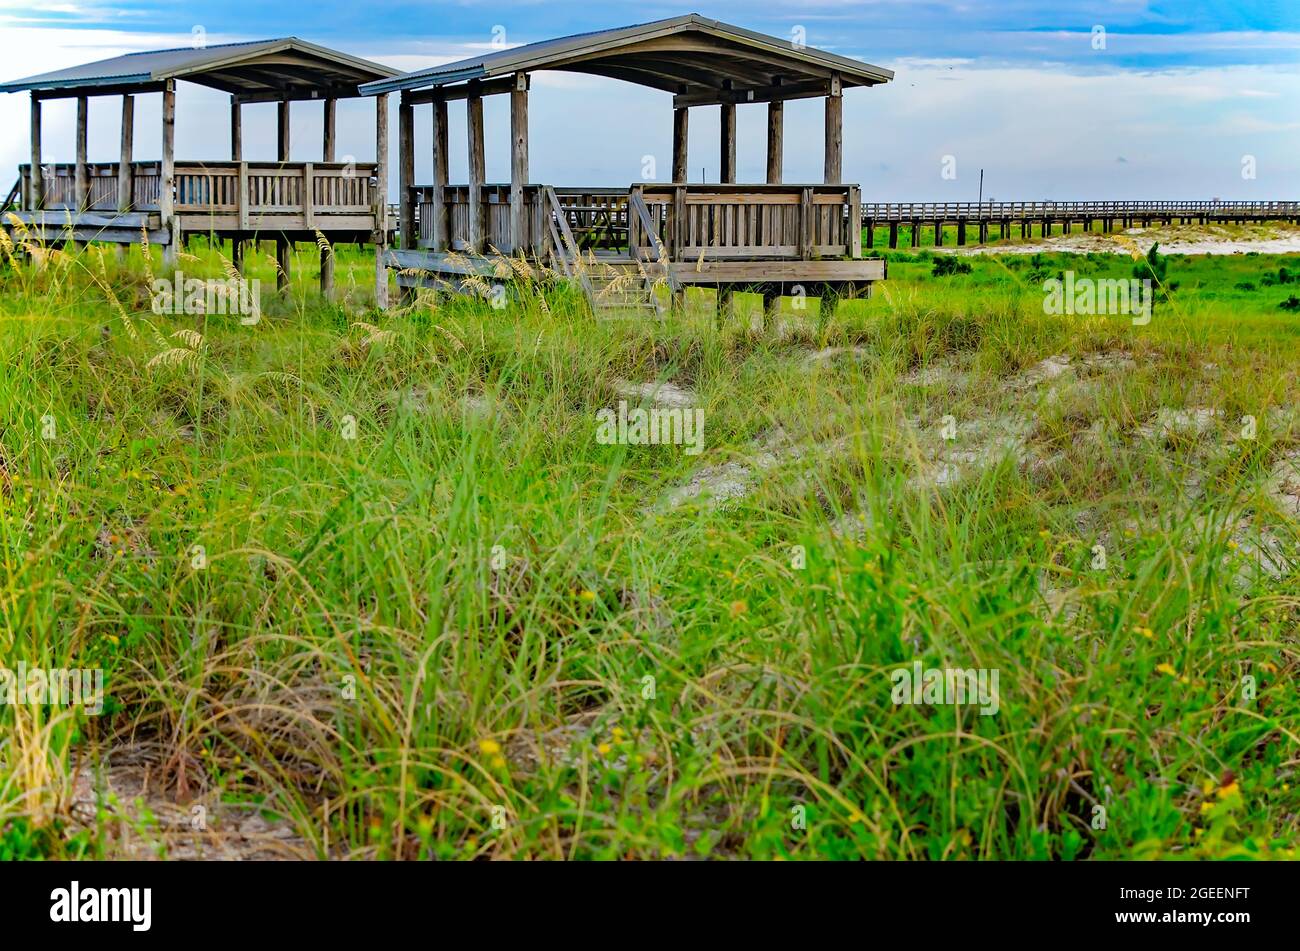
[545,185,597,308]
[628,187,678,295]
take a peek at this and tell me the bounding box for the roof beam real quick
[33,81,166,100]
[403,76,519,104]
[674,78,840,108]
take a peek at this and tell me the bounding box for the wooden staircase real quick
[544,185,669,319]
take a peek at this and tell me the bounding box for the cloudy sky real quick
[2,0,1296,200]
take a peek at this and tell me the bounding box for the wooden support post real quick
[160,80,176,264]
[117,94,134,213]
[28,94,42,210]
[888,221,898,249]
[75,95,90,211]
[509,72,529,254]
[865,218,874,249]
[399,96,415,250]
[911,221,919,248]
[431,97,448,250]
[230,98,242,160]
[720,101,736,183]
[277,100,291,162]
[373,92,390,309]
[672,107,689,182]
[935,220,943,247]
[276,238,292,292]
[957,218,966,246]
[766,100,783,184]
[322,98,336,162]
[467,87,485,252]
[848,185,861,257]
[798,187,813,259]
[824,74,843,185]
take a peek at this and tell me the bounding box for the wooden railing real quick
[20,162,160,211]
[628,187,677,294]
[18,161,375,225]
[860,200,1300,222]
[639,184,862,260]
[413,183,548,255]
[553,188,629,252]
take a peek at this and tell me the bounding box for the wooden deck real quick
[12,161,380,243]
[392,182,882,312]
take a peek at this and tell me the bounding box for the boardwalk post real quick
[320,99,337,297]
[117,95,134,213]
[398,95,414,250]
[720,99,736,183]
[160,80,176,265]
[230,98,242,160]
[322,98,336,161]
[374,92,390,309]
[766,99,783,184]
[824,73,842,184]
[431,97,448,249]
[510,72,529,253]
[75,95,89,211]
[276,98,292,292]
[467,84,485,252]
[28,93,42,210]
[672,107,689,182]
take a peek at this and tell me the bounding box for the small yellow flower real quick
[1201,778,1216,795]
[729,600,748,618]
[478,738,501,755]
[1216,781,1240,800]
[1156,662,1178,677]
[1199,800,1216,815]
[105,634,120,645]
[1038,529,1051,538]
[1227,539,1239,550]
[579,589,596,602]
[612,726,626,740]
[597,742,612,756]
[1137,627,1155,639]
[490,755,506,769]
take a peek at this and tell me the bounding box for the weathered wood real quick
[276,237,292,291]
[672,107,689,182]
[117,95,134,213]
[75,95,89,210]
[303,163,315,229]
[160,80,176,263]
[404,75,520,104]
[320,243,334,298]
[373,92,390,309]
[466,89,485,252]
[238,162,249,230]
[824,74,842,184]
[431,97,449,249]
[510,73,529,252]
[230,98,242,160]
[848,185,861,257]
[798,187,813,259]
[322,98,337,162]
[28,94,42,210]
[720,101,736,183]
[277,100,291,161]
[765,100,783,184]
[398,97,415,248]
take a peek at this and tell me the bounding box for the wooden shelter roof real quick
[0,37,400,102]
[361,14,893,106]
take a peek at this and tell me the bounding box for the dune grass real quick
[0,227,1297,859]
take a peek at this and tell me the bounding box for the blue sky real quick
[2,1,1297,199]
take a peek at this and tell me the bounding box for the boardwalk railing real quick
[638,184,862,260]
[19,161,377,229]
[860,200,1300,223]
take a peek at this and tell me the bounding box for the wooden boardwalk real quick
[861,200,1300,248]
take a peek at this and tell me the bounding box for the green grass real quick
[0,227,1297,860]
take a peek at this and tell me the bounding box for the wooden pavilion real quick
[1,38,399,298]
[361,14,893,316]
